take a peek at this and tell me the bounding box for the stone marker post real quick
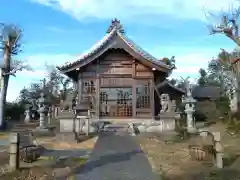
[48,106,53,125]
[199,131,223,168]
[9,133,20,171]
[86,110,90,136]
[213,132,223,168]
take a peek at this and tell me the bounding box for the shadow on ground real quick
[58,149,144,177]
[42,149,91,157]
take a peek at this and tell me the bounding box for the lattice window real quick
[100,88,132,117]
[136,81,150,108]
[82,80,96,94]
[81,80,96,110]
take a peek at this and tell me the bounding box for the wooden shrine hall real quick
[57,19,179,121]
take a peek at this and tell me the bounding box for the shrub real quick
[214,96,230,118]
[5,102,25,120]
[194,110,207,122]
[195,100,218,122]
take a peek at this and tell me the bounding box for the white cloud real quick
[30,0,240,21]
[170,53,210,79]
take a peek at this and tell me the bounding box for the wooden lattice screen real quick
[100,88,132,117]
[136,80,150,109]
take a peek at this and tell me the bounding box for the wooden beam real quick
[132,76,154,79]
[99,74,132,78]
[132,59,136,117]
[96,59,100,119]
[78,73,82,104]
[150,79,154,118]
[96,75,100,118]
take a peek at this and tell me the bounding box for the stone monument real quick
[24,103,32,123]
[31,100,38,120]
[47,106,53,125]
[182,79,196,133]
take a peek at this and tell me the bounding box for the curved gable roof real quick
[57,19,172,73]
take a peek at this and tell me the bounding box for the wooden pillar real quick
[96,75,100,119]
[78,73,82,104]
[150,78,154,119]
[132,59,136,117]
[96,59,100,119]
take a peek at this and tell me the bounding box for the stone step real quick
[14,122,39,128]
[11,129,31,133]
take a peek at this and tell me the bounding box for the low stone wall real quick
[98,118,155,124]
[137,119,175,133]
[59,117,155,132]
[60,116,176,133]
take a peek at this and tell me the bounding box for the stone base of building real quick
[59,117,175,133]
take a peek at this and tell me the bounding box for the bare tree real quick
[206,2,240,112]
[0,23,31,127]
[208,2,240,45]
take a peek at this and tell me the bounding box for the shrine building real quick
[57,19,183,121]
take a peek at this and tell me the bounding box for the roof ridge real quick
[117,31,171,69]
[58,20,171,71]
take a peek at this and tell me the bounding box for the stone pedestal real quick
[38,107,46,128]
[9,133,20,171]
[185,108,196,132]
[159,112,176,131]
[82,123,98,134]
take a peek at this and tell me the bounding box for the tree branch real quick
[207,3,240,46]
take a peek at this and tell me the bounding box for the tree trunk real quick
[0,45,11,128]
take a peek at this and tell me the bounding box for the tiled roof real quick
[192,86,222,100]
[57,19,171,70]
[156,80,185,93]
[57,28,116,69]
[117,33,170,69]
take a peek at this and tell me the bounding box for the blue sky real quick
[1,0,239,101]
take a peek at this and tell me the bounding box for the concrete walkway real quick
[74,132,158,180]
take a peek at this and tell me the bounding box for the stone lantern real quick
[37,92,48,129]
[182,81,197,133]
